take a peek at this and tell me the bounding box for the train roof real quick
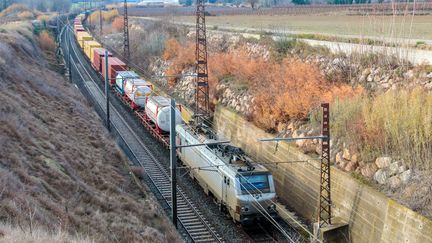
[177,124,270,177]
[148,96,170,106]
[117,71,139,78]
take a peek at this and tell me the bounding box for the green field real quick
[174,14,432,41]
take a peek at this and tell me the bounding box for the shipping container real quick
[84,40,101,60]
[74,26,85,35]
[76,32,92,47]
[115,71,140,95]
[101,57,126,83]
[92,48,112,73]
[145,96,182,132]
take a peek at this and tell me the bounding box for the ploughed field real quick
[171,14,432,40]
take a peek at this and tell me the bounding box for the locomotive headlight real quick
[241,206,249,212]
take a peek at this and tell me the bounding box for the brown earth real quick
[0,23,180,242]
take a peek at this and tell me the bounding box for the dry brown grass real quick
[0,223,91,243]
[0,25,180,243]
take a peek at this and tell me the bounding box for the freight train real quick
[73,14,278,224]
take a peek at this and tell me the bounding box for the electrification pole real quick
[88,0,92,29]
[123,0,130,62]
[99,7,103,37]
[195,0,209,124]
[68,32,72,82]
[170,99,177,229]
[169,100,229,229]
[258,103,332,238]
[104,50,111,131]
[318,103,331,227]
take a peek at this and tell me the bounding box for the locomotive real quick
[176,124,277,224]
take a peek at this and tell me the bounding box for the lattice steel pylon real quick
[318,103,332,227]
[123,0,130,62]
[99,7,102,37]
[195,0,210,123]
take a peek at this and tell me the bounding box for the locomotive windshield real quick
[239,174,270,194]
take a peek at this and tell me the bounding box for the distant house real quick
[137,0,180,6]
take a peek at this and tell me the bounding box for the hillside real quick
[0,22,180,242]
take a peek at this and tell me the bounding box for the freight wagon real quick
[83,40,102,60]
[101,57,126,83]
[92,48,112,73]
[76,32,93,48]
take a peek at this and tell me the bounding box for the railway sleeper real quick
[189,233,214,240]
[181,219,202,225]
[189,232,213,238]
[194,238,218,243]
[179,213,198,219]
[178,211,196,216]
[183,224,207,230]
[186,227,208,233]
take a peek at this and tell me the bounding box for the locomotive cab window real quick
[238,174,270,194]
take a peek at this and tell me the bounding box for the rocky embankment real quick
[152,30,432,201]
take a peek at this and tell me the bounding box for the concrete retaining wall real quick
[214,105,432,243]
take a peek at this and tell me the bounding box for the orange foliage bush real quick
[163,38,363,131]
[112,17,124,32]
[38,30,56,52]
[162,38,195,86]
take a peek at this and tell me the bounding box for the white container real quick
[115,71,139,94]
[145,96,182,132]
[125,79,152,108]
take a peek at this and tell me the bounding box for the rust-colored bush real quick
[112,16,124,32]
[162,38,195,85]
[163,38,363,131]
[38,30,56,52]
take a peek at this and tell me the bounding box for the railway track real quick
[60,25,223,243]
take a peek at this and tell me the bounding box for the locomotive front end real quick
[234,171,278,224]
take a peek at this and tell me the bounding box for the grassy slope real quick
[174,14,432,40]
[0,23,179,242]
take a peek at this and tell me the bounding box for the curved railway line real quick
[58,16,308,242]
[60,24,224,243]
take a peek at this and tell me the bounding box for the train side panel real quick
[176,126,225,204]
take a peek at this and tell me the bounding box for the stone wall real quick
[214,105,432,243]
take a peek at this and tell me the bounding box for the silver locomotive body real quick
[176,124,277,224]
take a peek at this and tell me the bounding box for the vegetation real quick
[163,38,363,131]
[0,0,71,12]
[0,3,32,17]
[111,16,124,32]
[311,88,432,170]
[37,29,55,52]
